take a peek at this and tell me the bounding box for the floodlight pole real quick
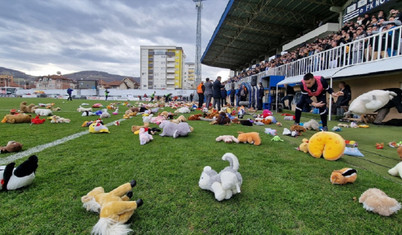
[194,0,204,86]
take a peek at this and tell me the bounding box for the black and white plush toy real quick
[0,155,38,191]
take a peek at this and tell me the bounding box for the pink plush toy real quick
[262,109,272,118]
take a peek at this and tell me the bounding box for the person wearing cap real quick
[294,73,342,131]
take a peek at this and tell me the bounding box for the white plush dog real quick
[303,119,319,130]
[34,108,53,116]
[215,135,239,143]
[348,90,397,115]
[139,128,153,145]
[388,162,402,179]
[199,153,243,201]
[77,106,92,112]
[174,107,191,114]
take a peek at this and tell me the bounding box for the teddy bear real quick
[297,138,309,153]
[237,132,261,146]
[50,115,71,124]
[290,124,307,136]
[34,108,53,116]
[303,119,320,131]
[139,128,153,145]
[330,168,357,184]
[213,112,231,125]
[1,155,38,191]
[81,180,143,235]
[19,101,37,113]
[159,121,192,138]
[1,113,32,123]
[359,188,401,216]
[174,107,191,113]
[308,132,345,161]
[199,153,243,201]
[171,115,187,124]
[131,123,149,134]
[188,114,202,120]
[388,162,402,178]
[348,90,397,115]
[215,135,239,143]
[0,141,23,153]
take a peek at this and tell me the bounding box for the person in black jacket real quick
[334,81,351,116]
[257,82,265,110]
[281,84,295,109]
[212,76,224,110]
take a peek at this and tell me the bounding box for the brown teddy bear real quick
[237,132,261,146]
[290,124,307,136]
[0,141,23,153]
[19,101,36,113]
[131,123,149,133]
[81,180,143,235]
[188,114,202,120]
[2,114,32,123]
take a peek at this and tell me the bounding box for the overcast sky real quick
[0,0,230,80]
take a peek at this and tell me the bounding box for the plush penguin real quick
[0,155,38,191]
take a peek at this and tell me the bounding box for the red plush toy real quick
[31,115,46,124]
[376,143,384,149]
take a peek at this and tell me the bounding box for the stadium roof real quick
[201,0,348,70]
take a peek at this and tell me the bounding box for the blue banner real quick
[342,0,393,23]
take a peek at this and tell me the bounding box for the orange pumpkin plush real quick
[237,132,261,146]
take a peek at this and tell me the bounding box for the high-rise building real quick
[140,46,185,90]
[183,62,195,90]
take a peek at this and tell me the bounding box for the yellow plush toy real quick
[308,132,345,160]
[298,138,309,153]
[237,132,261,146]
[89,120,110,133]
[81,180,143,235]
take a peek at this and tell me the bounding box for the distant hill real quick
[64,71,140,83]
[0,67,140,84]
[0,67,35,80]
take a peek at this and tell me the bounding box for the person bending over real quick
[295,73,342,131]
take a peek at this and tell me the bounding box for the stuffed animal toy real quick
[89,120,110,133]
[213,112,231,125]
[147,127,161,135]
[237,132,261,146]
[50,115,70,124]
[0,141,23,153]
[188,114,202,120]
[52,107,61,111]
[388,162,402,178]
[77,106,92,112]
[159,121,192,138]
[330,168,357,184]
[282,128,291,136]
[348,90,397,115]
[240,119,253,126]
[261,118,272,125]
[303,119,320,131]
[81,180,143,235]
[34,108,52,116]
[198,153,243,201]
[31,115,46,124]
[284,116,295,121]
[308,132,345,161]
[376,143,384,149]
[290,124,306,135]
[262,109,272,118]
[359,188,401,216]
[131,123,149,134]
[19,101,36,113]
[237,107,245,119]
[92,103,103,108]
[139,128,153,145]
[100,109,111,119]
[0,155,38,191]
[174,107,191,113]
[231,117,240,124]
[264,128,277,136]
[271,136,283,142]
[142,114,153,124]
[332,126,341,132]
[297,138,309,153]
[82,111,96,116]
[112,108,119,115]
[215,135,239,143]
[171,115,187,124]
[2,113,31,124]
[350,122,359,128]
[338,123,349,128]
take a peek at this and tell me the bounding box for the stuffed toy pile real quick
[359,188,401,216]
[199,153,243,201]
[0,141,23,153]
[0,155,38,191]
[81,180,143,235]
[308,132,345,160]
[330,168,357,184]
[237,132,261,146]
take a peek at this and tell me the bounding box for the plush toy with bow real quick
[81,180,143,235]
[199,153,243,201]
[1,155,38,191]
[89,119,110,133]
[139,128,153,145]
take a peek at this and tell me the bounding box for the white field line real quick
[0,118,127,165]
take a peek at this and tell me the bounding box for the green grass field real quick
[0,97,401,234]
